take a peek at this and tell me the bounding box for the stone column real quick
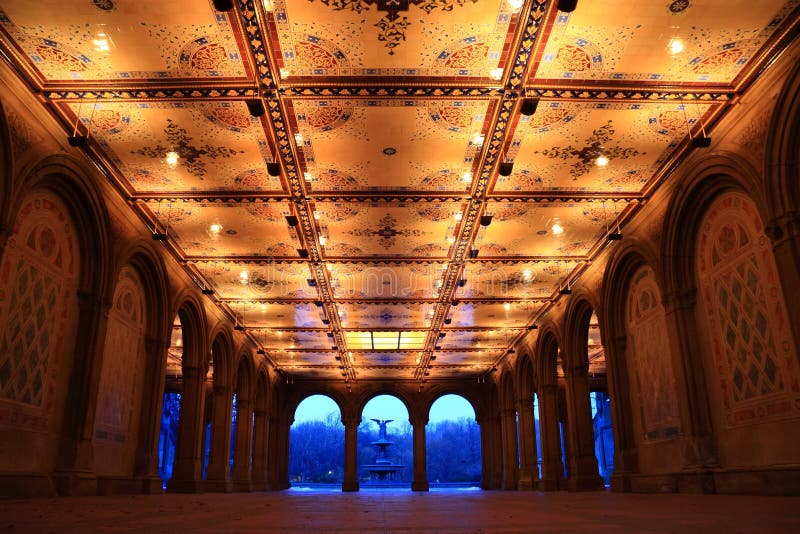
[563,363,603,491]
[767,213,800,366]
[266,415,281,490]
[500,408,519,490]
[278,418,291,490]
[516,398,538,490]
[606,334,638,492]
[232,397,254,491]
[204,385,233,492]
[489,414,503,489]
[251,409,269,491]
[411,415,429,491]
[53,290,111,496]
[663,288,718,493]
[168,365,206,493]
[134,335,169,494]
[342,416,360,492]
[537,384,563,491]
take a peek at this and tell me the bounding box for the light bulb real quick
[595,154,609,167]
[552,220,564,235]
[165,151,179,166]
[508,0,524,11]
[667,38,684,55]
[209,223,222,234]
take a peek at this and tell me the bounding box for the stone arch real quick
[600,241,659,483]
[10,155,112,297]
[208,325,234,389]
[765,56,800,217]
[661,152,767,300]
[171,291,208,371]
[422,385,483,424]
[694,191,800,470]
[288,390,346,424]
[355,387,416,425]
[0,99,12,224]
[0,187,83,495]
[515,349,536,402]
[562,296,597,371]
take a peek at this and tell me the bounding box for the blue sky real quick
[293,394,476,424]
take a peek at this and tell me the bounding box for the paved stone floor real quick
[2,489,799,533]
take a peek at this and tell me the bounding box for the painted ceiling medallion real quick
[132,119,243,178]
[309,0,479,54]
[534,121,644,180]
[347,213,422,249]
[668,0,690,13]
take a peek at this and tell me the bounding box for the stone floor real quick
[2,489,799,533]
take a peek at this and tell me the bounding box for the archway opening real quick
[426,394,481,488]
[289,394,344,489]
[359,395,411,488]
[157,314,183,488]
[587,311,615,485]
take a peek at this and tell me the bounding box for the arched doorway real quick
[586,311,614,486]
[359,395,411,488]
[289,394,344,489]
[157,315,183,488]
[426,394,481,488]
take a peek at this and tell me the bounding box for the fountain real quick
[362,419,405,482]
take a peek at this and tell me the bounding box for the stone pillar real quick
[516,398,538,490]
[767,213,800,365]
[266,415,281,490]
[411,415,429,491]
[477,417,492,490]
[134,335,169,494]
[278,418,291,490]
[167,365,206,493]
[563,363,604,491]
[204,385,233,492]
[606,334,638,492]
[53,290,111,496]
[663,288,718,492]
[251,409,269,491]
[500,408,519,490]
[342,416,360,492]
[232,397,254,491]
[537,384,563,491]
[489,414,503,489]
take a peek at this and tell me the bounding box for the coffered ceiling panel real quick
[532,0,797,84]
[292,99,490,192]
[3,0,794,384]
[439,329,518,350]
[252,329,332,351]
[328,262,446,299]
[195,261,314,298]
[240,302,326,329]
[319,202,461,258]
[449,301,541,328]
[498,101,714,193]
[144,201,298,256]
[338,303,433,329]
[0,0,247,81]
[67,102,278,193]
[475,202,623,258]
[269,0,518,77]
[457,261,563,299]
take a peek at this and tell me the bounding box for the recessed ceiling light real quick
[504,302,511,311]
[319,236,327,246]
[280,68,290,78]
[447,236,456,244]
[239,271,249,284]
[471,133,485,146]
[667,37,685,55]
[165,151,179,166]
[461,171,473,183]
[551,218,564,235]
[294,133,303,144]
[92,32,110,52]
[489,67,504,80]
[507,0,524,11]
[595,154,609,167]
[454,211,463,221]
[262,0,275,11]
[523,269,532,280]
[209,223,222,234]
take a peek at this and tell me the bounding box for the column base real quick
[0,472,57,498]
[610,472,633,492]
[52,468,97,496]
[517,476,536,491]
[567,473,605,492]
[167,477,204,493]
[342,481,359,492]
[537,477,560,491]
[233,480,253,492]
[411,481,429,491]
[139,475,165,494]
[204,478,233,493]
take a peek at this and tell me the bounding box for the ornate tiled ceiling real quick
[1,0,796,384]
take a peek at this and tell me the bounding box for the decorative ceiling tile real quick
[449,302,541,328]
[145,201,297,257]
[457,261,563,299]
[532,0,797,84]
[0,0,247,80]
[66,102,279,193]
[269,0,517,77]
[241,302,326,329]
[338,303,433,329]
[195,261,314,299]
[439,329,515,350]
[328,262,446,299]
[252,329,332,351]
